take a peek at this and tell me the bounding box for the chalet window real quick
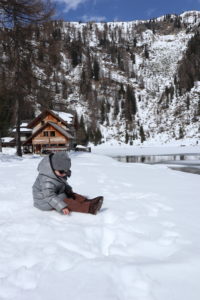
[43,131,48,136]
[50,131,55,137]
[41,121,44,125]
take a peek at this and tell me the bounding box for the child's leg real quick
[64,197,90,213]
[73,193,87,203]
[64,196,103,214]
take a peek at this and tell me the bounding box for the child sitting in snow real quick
[32,151,103,215]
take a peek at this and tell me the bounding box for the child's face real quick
[54,170,67,177]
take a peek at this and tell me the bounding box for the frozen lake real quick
[113,154,200,175]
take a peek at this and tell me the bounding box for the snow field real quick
[0,150,200,300]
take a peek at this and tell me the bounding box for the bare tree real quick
[0,0,54,156]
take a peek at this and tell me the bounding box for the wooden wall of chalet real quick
[32,125,69,145]
[32,114,67,134]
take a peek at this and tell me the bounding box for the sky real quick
[53,0,200,22]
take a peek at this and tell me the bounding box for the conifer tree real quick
[125,85,137,121]
[125,130,129,144]
[140,125,146,143]
[100,101,106,124]
[133,37,137,47]
[114,98,119,117]
[119,83,125,98]
[93,128,102,145]
[144,44,149,59]
[93,58,100,81]
[73,111,79,132]
[76,115,88,145]
[196,99,200,116]
[186,95,190,110]
[70,40,82,68]
[179,127,184,139]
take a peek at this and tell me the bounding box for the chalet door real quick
[35,144,41,153]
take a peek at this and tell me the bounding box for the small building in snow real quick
[75,145,91,152]
[1,137,16,148]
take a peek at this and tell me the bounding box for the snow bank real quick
[0,151,200,300]
[92,142,200,156]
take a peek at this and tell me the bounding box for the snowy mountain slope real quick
[2,11,200,144]
[46,11,200,144]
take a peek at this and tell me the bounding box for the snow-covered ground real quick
[0,147,200,300]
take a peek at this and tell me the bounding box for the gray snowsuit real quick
[32,154,72,212]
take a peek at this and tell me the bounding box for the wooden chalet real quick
[23,109,74,154]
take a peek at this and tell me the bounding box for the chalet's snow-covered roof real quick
[28,109,73,128]
[52,111,73,124]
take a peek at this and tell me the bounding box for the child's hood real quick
[37,155,57,179]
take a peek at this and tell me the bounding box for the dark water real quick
[169,166,200,175]
[113,154,200,164]
[113,154,200,175]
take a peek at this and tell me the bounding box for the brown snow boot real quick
[89,196,104,215]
